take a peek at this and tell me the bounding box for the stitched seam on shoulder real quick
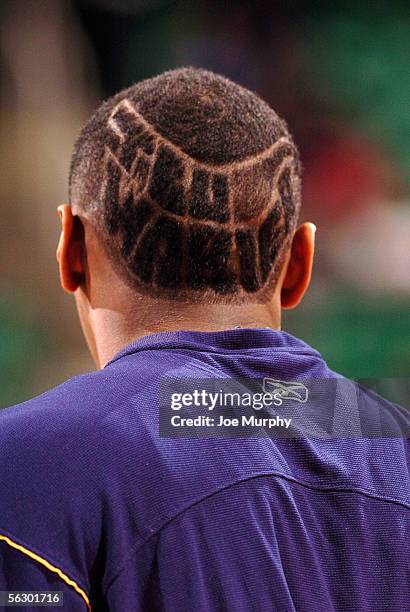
[105,470,410,590]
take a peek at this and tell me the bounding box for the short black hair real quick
[69,67,301,302]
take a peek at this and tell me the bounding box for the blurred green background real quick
[0,0,409,407]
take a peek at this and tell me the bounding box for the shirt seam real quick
[104,470,410,591]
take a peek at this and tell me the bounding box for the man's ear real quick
[56,204,87,293]
[281,222,316,309]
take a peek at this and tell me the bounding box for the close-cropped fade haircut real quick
[69,67,302,303]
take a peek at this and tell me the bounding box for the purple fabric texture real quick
[0,328,408,611]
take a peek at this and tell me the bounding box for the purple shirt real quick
[0,329,408,611]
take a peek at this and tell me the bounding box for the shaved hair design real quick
[69,67,302,302]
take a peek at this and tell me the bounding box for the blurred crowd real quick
[0,0,409,406]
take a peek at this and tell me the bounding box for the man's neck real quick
[88,299,281,368]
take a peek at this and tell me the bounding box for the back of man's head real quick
[69,67,302,304]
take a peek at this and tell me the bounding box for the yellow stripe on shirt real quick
[0,533,91,611]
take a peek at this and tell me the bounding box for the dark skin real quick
[56,203,316,368]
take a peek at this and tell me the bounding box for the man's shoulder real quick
[1,368,110,437]
[0,363,157,554]
[0,368,125,594]
[0,352,173,495]
[331,373,409,438]
[0,362,152,461]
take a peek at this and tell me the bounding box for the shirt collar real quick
[105,327,321,367]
